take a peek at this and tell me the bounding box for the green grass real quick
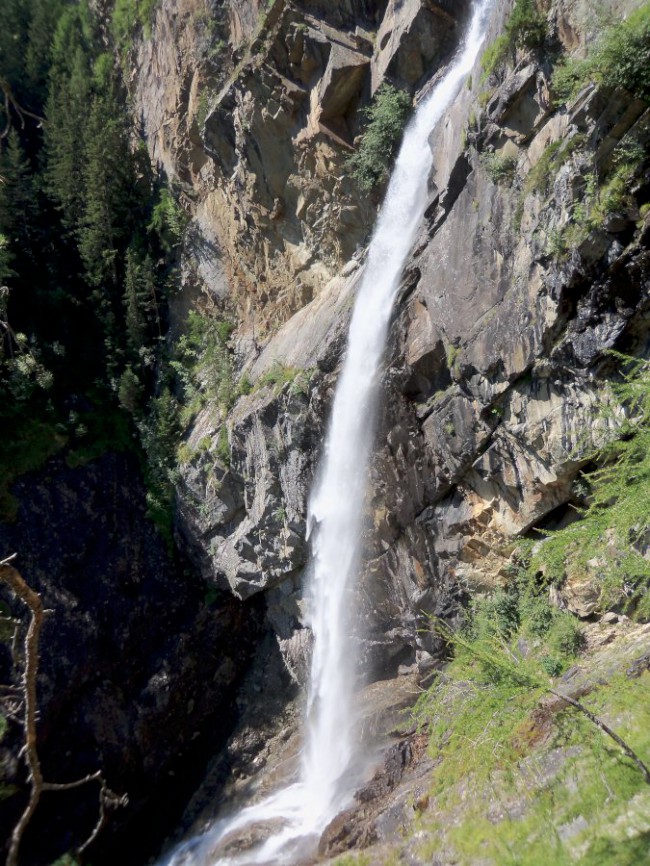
[414,637,650,866]
[482,152,518,184]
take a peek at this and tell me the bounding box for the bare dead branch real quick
[0,79,44,139]
[42,770,102,792]
[550,688,650,785]
[0,559,127,865]
[0,560,45,866]
[77,781,128,856]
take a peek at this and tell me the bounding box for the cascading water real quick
[161,2,492,863]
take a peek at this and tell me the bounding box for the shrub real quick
[539,655,563,677]
[347,84,412,192]
[519,594,555,636]
[507,0,547,48]
[552,3,650,104]
[112,0,158,52]
[216,424,230,465]
[481,34,511,79]
[173,310,236,425]
[548,614,585,656]
[482,152,518,184]
[257,361,299,391]
[468,589,520,640]
[148,187,188,253]
[481,0,547,78]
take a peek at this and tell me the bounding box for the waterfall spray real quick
[161,2,493,863]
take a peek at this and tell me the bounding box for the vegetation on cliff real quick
[2,0,650,863]
[347,84,412,192]
[552,2,650,103]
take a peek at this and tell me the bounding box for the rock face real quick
[132,0,472,333]
[153,0,650,694]
[4,0,646,861]
[0,453,262,865]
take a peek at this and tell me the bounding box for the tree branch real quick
[0,557,127,865]
[549,688,650,785]
[0,79,44,139]
[0,558,45,866]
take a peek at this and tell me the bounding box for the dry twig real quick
[0,555,127,865]
[549,688,650,785]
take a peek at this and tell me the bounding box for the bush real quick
[548,614,585,656]
[481,0,547,78]
[347,84,412,192]
[552,3,650,103]
[482,152,518,184]
[257,361,299,391]
[112,0,158,48]
[173,310,236,425]
[467,589,520,641]
[148,187,188,253]
[539,655,563,677]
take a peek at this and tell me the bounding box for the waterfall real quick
[160,2,492,863]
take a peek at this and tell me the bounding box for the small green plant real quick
[548,613,585,656]
[539,654,563,676]
[111,0,158,53]
[346,84,412,192]
[546,225,569,259]
[273,505,287,523]
[481,0,547,79]
[446,343,460,370]
[552,2,650,103]
[257,361,300,391]
[482,151,518,184]
[237,373,253,396]
[216,424,230,465]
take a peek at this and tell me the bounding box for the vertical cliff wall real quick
[126,0,649,681]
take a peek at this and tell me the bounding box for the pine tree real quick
[25,0,67,105]
[123,246,149,358]
[0,130,39,256]
[0,0,31,107]
[43,5,95,234]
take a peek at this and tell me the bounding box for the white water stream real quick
[161,3,492,863]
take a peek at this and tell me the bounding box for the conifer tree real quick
[0,130,39,258]
[43,5,95,234]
